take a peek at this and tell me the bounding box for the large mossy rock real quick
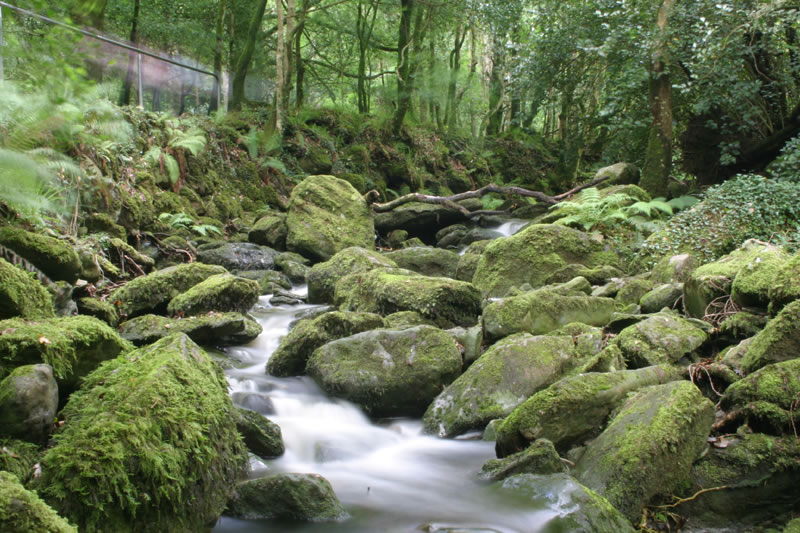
[614,312,709,368]
[307,326,462,417]
[455,240,490,282]
[0,226,81,283]
[739,300,800,374]
[111,263,227,318]
[422,334,585,438]
[196,242,279,272]
[334,267,482,329]
[233,407,284,459]
[286,175,375,262]
[119,312,262,347]
[0,364,58,443]
[0,438,40,481]
[266,311,384,377]
[225,473,346,522]
[479,439,566,481]
[482,288,615,341]
[248,214,288,249]
[495,365,681,457]
[383,247,460,278]
[0,471,77,533]
[35,334,248,533]
[573,381,714,523]
[166,273,260,316]
[683,240,782,318]
[0,316,132,393]
[472,224,618,297]
[374,202,469,241]
[720,358,800,434]
[770,252,800,311]
[678,433,800,530]
[307,247,397,304]
[498,473,636,533]
[0,258,55,319]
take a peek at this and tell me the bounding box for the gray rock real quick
[197,242,279,272]
[0,364,58,443]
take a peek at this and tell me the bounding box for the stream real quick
[213,220,574,533]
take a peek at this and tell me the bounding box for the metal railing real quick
[0,1,222,112]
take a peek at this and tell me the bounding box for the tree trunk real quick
[211,0,226,112]
[119,0,140,107]
[294,0,307,109]
[282,0,296,115]
[231,0,269,110]
[445,22,466,132]
[391,0,414,134]
[486,35,505,136]
[640,0,676,198]
[276,0,285,131]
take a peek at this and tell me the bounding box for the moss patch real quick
[0,471,76,533]
[740,300,800,373]
[0,226,81,284]
[119,312,262,347]
[307,247,397,304]
[166,273,260,316]
[0,258,55,320]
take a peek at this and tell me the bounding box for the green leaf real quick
[163,154,179,185]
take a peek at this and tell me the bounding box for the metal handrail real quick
[0,1,221,111]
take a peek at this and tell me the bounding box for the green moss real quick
[111,262,228,318]
[0,226,81,284]
[83,213,126,240]
[119,312,262,347]
[233,407,284,459]
[0,258,55,320]
[730,244,789,308]
[0,471,77,533]
[0,438,41,481]
[35,334,248,533]
[384,246,460,278]
[614,278,656,306]
[0,316,133,391]
[718,311,768,342]
[166,274,260,316]
[769,252,800,311]
[76,298,119,327]
[615,312,708,367]
[479,439,565,481]
[248,214,287,249]
[740,300,800,373]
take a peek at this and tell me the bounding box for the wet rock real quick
[111,262,227,318]
[422,334,587,438]
[225,473,346,522]
[614,311,709,368]
[573,381,714,523]
[334,267,482,329]
[307,247,397,304]
[266,311,385,377]
[0,226,81,283]
[233,407,284,459]
[235,269,292,294]
[286,175,375,262]
[275,252,310,283]
[455,240,491,282]
[35,334,247,532]
[384,246,460,278]
[167,273,260,316]
[248,213,288,249]
[375,202,469,241]
[495,365,681,456]
[196,241,279,272]
[0,471,77,533]
[0,364,58,443]
[119,312,262,347]
[479,439,565,481]
[269,289,307,306]
[739,300,800,373]
[307,326,462,417]
[0,257,55,320]
[447,325,483,366]
[472,224,619,298]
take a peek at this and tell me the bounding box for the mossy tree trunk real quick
[640,0,675,198]
[231,0,269,111]
[445,21,466,133]
[118,0,140,106]
[210,0,226,113]
[392,0,415,134]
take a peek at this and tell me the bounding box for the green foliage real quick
[158,212,222,237]
[768,135,800,183]
[144,117,207,185]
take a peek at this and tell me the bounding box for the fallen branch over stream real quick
[367,174,612,217]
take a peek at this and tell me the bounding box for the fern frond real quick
[260,157,287,174]
[163,154,180,185]
[168,127,207,156]
[668,195,700,211]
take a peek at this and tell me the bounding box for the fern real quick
[260,157,288,174]
[167,127,207,156]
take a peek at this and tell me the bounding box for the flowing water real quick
[212,289,581,533]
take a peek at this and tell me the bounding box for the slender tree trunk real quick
[392,0,414,134]
[295,0,307,109]
[486,34,505,135]
[119,0,140,106]
[445,22,465,132]
[640,0,676,198]
[276,0,285,131]
[282,0,296,115]
[231,0,269,110]
[211,0,226,112]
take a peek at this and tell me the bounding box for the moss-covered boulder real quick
[383,246,459,278]
[718,311,768,343]
[482,288,615,342]
[275,252,310,283]
[787,519,800,533]
[649,253,697,284]
[248,213,288,249]
[683,240,780,318]
[729,243,789,309]
[119,312,262,347]
[479,439,566,482]
[679,433,800,529]
[233,407,284,459]
[83,213,126,240]
[498,473,636,533]
[0,364,58,443]
[639,283,683,313]
[236,269,292,294]
[111,263,227,318]
[75,297,119,327]
[0,316,132,394]
[739,300,800,374]
[286,175,375,262]
[720,358,800,434]
[307,326,462,417]
[0,258,55,320]
[0,438,39,481]
[495,365,681,457]
[35,334,248,532]
[0,226,81,284]
[225,473,346,522]
[614,312,709,368]
[266,311,384,377]
[422,334,586,438]
[573,381,714,523]
[384,310,437,329]
[614,278,656,306]
[0,471,77,533]
[166,274,260,316]
[196,242,279,272]
[455,240,490,282]
[374,202,469,241]
[334,268,482,328]
[770,252,800,311]
[472,224,618,297]
[307,247,397,304]
[544,263,624,286]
